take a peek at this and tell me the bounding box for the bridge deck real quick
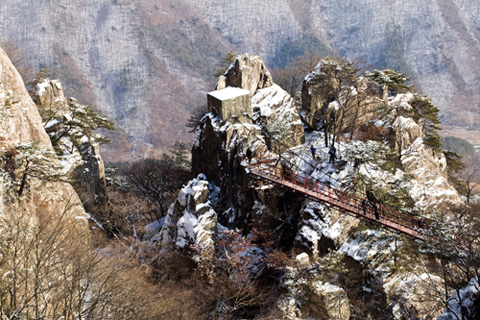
[247,159,429,241]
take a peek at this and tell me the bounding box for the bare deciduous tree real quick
[0,196,163,319]
[0,40,36,86]
[414,206,480,320]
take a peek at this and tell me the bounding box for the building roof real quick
[207,86,251,101]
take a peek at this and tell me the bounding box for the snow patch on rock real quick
[155,174,218,253]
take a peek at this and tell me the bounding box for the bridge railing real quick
[248,160,426,234]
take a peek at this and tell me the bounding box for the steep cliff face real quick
[0,49,51,147]
[0,0,226,161]
[192,55,303,218]
[2,0,479,159]
[0,46,88,227]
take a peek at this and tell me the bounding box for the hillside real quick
[1,0,480,160]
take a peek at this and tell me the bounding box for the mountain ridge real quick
[1,0,479,159]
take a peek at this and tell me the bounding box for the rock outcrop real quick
[217,54,273,94]
[389,94,460,210]
[34,79,108,216]
[384,272,444,319]
[0,50,52,148]
[192,61,303,223]
[0,46,87,229]
[273,266,352,320]
[154,174,218,261]
[294,201,358,260]
[340,231,445,320]
[308,281,351,320]
[300,60,381,130]
[166,54,464,319]
[253,84,304,151]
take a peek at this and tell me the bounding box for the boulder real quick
[275,295,298,320]
[155,174,218,256]
[295,201,358,259]
[392,115,423,154]
[216,75,227,90]
[295,253,310,268]
[35,79,67,113]
[307,281,351,320]
[384,272,444,319]
[275,266,351,320]
[219,54,273,94]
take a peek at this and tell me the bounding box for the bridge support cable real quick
[227,112,430,240]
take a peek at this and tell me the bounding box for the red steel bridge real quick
[247,158,430,241]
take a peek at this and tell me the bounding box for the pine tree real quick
[306,57,362,147]
[162,141,191,171]
[365,68,412,96]
[410,94,442,151]
[47,98,115,147]
[212,50,236,77]
[12,142,67,196]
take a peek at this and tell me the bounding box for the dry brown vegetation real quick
[0,201,165,319]
[0,40,36,86]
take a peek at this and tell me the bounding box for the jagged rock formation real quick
[389,94,460,210]
[274,267,351,319]
[384,272,444,318]
[193,55,303,217]
[294,201,358,260]
[301,63,380,130]
[217,54,273,94]
[154,174,218,253]
[34,79,108,216]
[253,83,304,150]
[339,231,446,319]
[0,46,87,228]
[162,54,466,319]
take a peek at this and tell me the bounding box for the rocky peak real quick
[35,79,68,113]
[164,54,466,319]
[0,46,87,229]
[217,54,273,94]
[0,48,52,148]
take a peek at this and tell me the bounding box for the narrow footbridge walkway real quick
[247,159,429,241]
